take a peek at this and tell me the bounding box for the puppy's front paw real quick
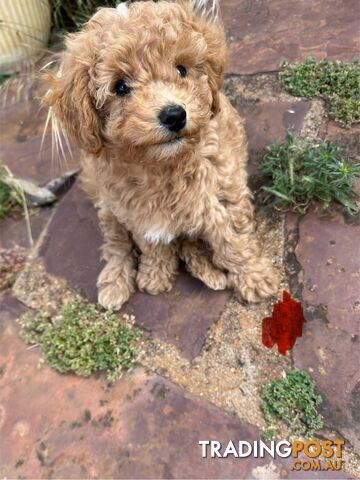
[136,268,175,295]
[228,259,280,303]
[97,261,135,311]
[98,281,132,311]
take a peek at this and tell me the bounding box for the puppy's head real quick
[44,0,227,161]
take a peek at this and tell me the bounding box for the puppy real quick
[44,0,280,311]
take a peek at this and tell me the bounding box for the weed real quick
[279,59,360,127]
[19,296,141,382]
[0,166,33,244]
[260,131,360,215]
[0,166,27,218]
[0,181,13,219]
[261,370,324,438]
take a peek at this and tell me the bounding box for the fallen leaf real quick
[262,291,306,355]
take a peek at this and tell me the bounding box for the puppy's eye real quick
[176,65,187,78]
[114,79,131,96]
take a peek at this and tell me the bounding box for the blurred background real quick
[0,0,118,77]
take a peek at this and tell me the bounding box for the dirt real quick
[13,258,75,316]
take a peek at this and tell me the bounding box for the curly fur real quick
[43,0,279,310]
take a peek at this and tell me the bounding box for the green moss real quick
[19,297,141,382]
[279,59,360,127]
[0,166,28,219]
[261,370,324,438]
[0,181,14,219]
[263,428,278,441]
[260,131,360,215]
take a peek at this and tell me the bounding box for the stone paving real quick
[0,1,359,478]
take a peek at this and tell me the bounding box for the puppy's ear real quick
[193,2,227,115]
[201,23,227,115]
[43,18,106,154]
[44,64,102,154]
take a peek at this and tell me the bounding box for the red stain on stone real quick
[262,291,306,355]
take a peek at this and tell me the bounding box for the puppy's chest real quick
[122,203,183,245]
[109,177,202,244]
[143,223,176,245]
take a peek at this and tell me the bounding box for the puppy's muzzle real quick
[158,104,186,132]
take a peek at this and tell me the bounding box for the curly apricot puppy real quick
[44,0,280,310]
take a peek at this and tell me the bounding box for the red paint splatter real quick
[262,291,306,355]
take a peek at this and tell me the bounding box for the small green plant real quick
[279,59,360,127]
[0,167,25,219]
[19,297,141,382]
[260,131,360,215]
[0,181,14,219]
[261,370,324,438]
[0,166,33,245]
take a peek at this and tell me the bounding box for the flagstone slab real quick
[293,208,360,453]
[295,208,360,335]
[293,318,360,454]
[224,77,311,174]
[124,271,230,360]
[0,208,53,250]
[222,0,359,75]
[39,184,104,302]
[242,100,310,175]
[0,296,347,479]
[39,184,230,359]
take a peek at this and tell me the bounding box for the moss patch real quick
[279,59,360,127]
[260,131,360,215]
[19,297,141,382]
[0,181,14,219]
[0,166,28,219]
[261,370,324,439]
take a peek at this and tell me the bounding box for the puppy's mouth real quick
[152,136,186,147]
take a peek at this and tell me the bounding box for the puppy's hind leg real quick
[179,238,227,290]
[204,199,280,303]
[97,205,136,311]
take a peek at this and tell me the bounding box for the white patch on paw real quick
[144,228,175,245]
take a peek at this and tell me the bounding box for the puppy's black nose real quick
[158,105,186,132]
